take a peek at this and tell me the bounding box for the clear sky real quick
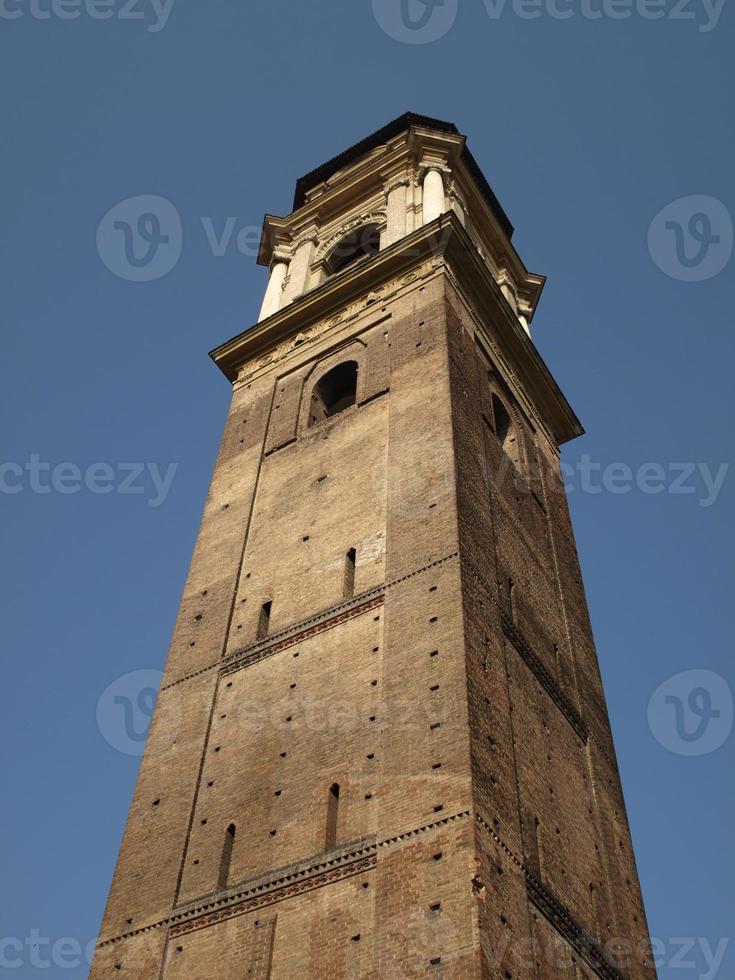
[1,2,733,977]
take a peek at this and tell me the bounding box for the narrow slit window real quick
[325,783,340,851]
[218,823,236,889]
[508,578,516,623]
[257,600,272,640]
[344,548,357,599]
[492,393,521,470]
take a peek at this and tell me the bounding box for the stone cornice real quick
[212,213,583,446]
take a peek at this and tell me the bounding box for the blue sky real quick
[1,2,733,977]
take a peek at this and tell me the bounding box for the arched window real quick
[491,394,521,470]
[218,823,236,889]
[309,362,358,427]
[325,224,380,276]
[325,783,340,850]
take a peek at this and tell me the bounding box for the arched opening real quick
[491,394,521,470]
[325,224,380,276]
[218,823,236,889]
[325,783,340,850]
[309,362,358,427]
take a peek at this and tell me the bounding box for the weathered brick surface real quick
[92,256,653,978]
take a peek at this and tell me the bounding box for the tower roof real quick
[292,112,514,240]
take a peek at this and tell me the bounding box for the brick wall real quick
[92,263,653,979]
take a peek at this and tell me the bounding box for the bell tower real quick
[92,113,655,979]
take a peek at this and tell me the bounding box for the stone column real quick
[422,168,446,225]
[383,179,409,246]
[281,232,317,305]
[258,255,289,322]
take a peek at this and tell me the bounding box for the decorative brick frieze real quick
[525,870,626,980]
[169,853,377,938]
[501,613,589,743]
[221,592,386,676]
[160,552,460,691]
[96,809,472,950]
